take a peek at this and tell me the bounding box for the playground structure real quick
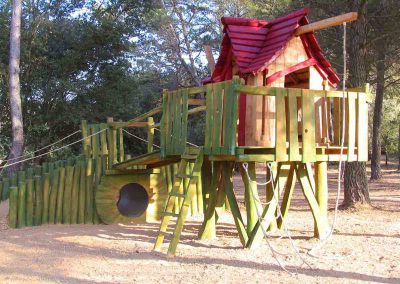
[2,8,372,257]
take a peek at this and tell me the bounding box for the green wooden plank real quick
[63,166,74,224]
[147,117,155,153]
[275,88,287,161]
[357,93,368,161]
[301,89,316,162]
[8,186,18,228]
[173,90,182,154]
[42,173,51,224]
[34,176,43,226]
[347,92,356,161]
[118,125,124,162]
[78,160,86,224]
[91,125,99,157]
[48,169,59,224]
[70,163,80,224]
[55,168,65,224]
[204,84,214,154]
[93,157,101,224]
[160,91,167,157]
[100,123,108,156]
[17,182,26,228]
[85,159,93,223]
[288,89,301,161]
[212,82,223,155]
[81,120,91,156]
[181,88,189,154]
[26,179,34,226]
[223,79,239,155]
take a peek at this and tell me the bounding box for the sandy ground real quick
[0,162,399,284]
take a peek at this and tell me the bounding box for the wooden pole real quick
[42,173,50,224]
[34,176,43,226]
[9,186,18,228]
[48,169,59,224]
[26,179,34,226]
[315,161,328,237]
[55,168,65,224]
[17,181,25,228]
[147,117,155,153]
[295,12,358,36]
[70,164,81,224]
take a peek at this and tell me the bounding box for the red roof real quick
[211,8,340,86]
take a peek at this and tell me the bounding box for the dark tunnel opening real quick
[117,183,149,218]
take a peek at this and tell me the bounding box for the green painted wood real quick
[167,91,175,155]
[8,186,18,228]
[239,162,261,235]
[70,163,81,224]
[26,179,34,226]
[295,163,328,239]
[147,117,155,153]
[1,178,9,200]
[118,125,124,162]
[196,167,203,215]
[85,159,93,223]
[288,89,301,161]
[91,125,99,157]
[81,120,91,156]
[277,163,296,229]
[78,160,86,224]
[34,176,43,226]
[347,92,356,161]
[42,173,51,224]
[224,78,239,155]
[357,93,368,161]
[204,84,214,155]
[56,168,65,224]
[107,120,115,166]
[63,166,74,224]
[10,173,17,187]
[17,170,26,184]
[160,90,169,157]
[100,123,108,156]
[181,88,189,154]
[333,97,341,145]
[222,161,248,246]
[26,168,34,180]
[173,90,182,154]
[93,157,101,224]
[275,88,287,161]
[48,169,59,224]
[212,83,224,155]
[301,89,316,162]
[17,182,26,228]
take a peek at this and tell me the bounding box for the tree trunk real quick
[370,36,386,180]
[7,0,24,176]
[342,0,371,208]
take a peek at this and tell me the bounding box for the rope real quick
[0,128,106,170]
[307,22,348,258]
[241,162,312,273]
[0,130,81,163]
[123,129,160,149]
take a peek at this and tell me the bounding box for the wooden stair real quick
[154,148,204,256]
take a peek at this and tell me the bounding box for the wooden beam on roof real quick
[295,12,358,36]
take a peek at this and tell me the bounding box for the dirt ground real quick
[0,161,399,284]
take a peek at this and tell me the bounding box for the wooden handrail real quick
[128,106,163,122]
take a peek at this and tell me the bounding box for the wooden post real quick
[48,169,59,224]
[34,176,43,226]
[9,186,18,228]
[70,164,81,224]
[239,162,260,235]
[147,117,155,153]
[81,120,91,156]
[17,181,26,228]
[55,168,65,224]
[1,177,9,200]
[315,161,328,237]
[26,179,34,226]
[78,160,86,224]
[42,173,50,224]
[63,166,74,224]
[85,158,93,223]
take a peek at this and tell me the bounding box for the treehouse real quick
[209,8,341,147]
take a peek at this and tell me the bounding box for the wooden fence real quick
[6,155,105,228]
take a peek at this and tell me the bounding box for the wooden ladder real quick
[154,148,204,256]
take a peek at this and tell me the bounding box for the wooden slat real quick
[301,89,316,162]
[204,84,214,154]
[333,97,341,145]
[288,89,301,161]
[212,82,224,155]
[347,92,356,161]
[160,91,168,157]
[357,93,368,161]
[166,91,174,155]
[100,123,108,156]
[275,88,287,161]
[108,121,149,128]
[222,80,237,155]
[181,88,189,153]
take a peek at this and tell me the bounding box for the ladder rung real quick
[176,174,197,179]
[169,192,185,198]
[162,212,180,218]
[181,154,197,160]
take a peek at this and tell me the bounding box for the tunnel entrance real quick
[117,183,149,218]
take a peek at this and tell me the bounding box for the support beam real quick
[294,12,358,36]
